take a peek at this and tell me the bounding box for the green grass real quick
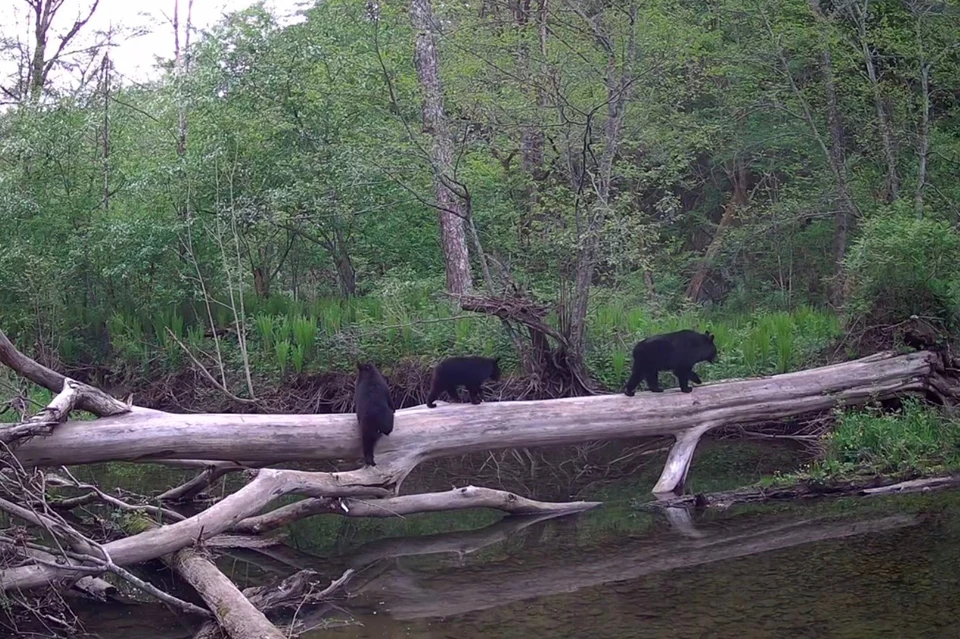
[586,302,842,390]
[2,282,846,386]
[749,400,960,489]
[808,400,960,479]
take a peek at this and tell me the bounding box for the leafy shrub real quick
[844,207,960,326]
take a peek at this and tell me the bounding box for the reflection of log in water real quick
[353,512,920,620]
[64,509,919,637]
[346,510,577,567]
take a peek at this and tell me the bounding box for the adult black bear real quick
[426,356,501,408]
[624,329,717,395]
[354,362,394,466]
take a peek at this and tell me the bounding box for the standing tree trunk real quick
[915,61,931,216]
[332,228,358,297]
[809,0,859,304]
[514,0,549,247]
[252,265,270,299]
[173,0,194,224]
[770,2,860,305]
[99,51,111,212]
[410,0,473,296]
[849,0,899,203]
[687,161,749,302]
[23,0,102,103]
[566,5,637,384]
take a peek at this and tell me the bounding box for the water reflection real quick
[60,489,960,638]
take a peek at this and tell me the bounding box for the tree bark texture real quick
[915,62,931,216]
[568,11,635,368]
[410,0,473,296]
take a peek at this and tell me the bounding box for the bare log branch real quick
[0,469,389,591]
[233,486,600,534]
[158,462,268,503]
[46,470,185,521]
[0,329,128,417]
[194,568,355,639]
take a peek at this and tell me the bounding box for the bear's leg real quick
[675,367,693,393]
[689,370,703,385]
[624,363,644,396]
[645,370,663,393]
[426,378,443,408]
[361,429,379,466]
[466,383,483,405]
[447,384,461,404]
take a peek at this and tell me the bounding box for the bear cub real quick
[354,362,394,466]
[624,329,717,395]
[426,356,501,408]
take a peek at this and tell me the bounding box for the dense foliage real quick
[1,0,959,389]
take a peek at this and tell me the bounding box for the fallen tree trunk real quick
[14,350,955,494]
[2,327,956,600]
[642,474,960,510]
[166,546,284,639]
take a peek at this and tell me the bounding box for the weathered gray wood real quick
[0,329,129,418]
[166,546,284,639]
[14,351,942,471]
[0,474,596,592]
[654,423,715,496]
[233,486,599,534]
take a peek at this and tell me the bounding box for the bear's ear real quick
[356,361,364,371]
[494,356,501,364]
[705,331,714,341]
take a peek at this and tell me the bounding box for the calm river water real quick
[64,481,960,639]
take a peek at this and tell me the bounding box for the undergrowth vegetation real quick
[812,400,960,479]
[44,285,844,394]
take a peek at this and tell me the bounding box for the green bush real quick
[844,207,960,326]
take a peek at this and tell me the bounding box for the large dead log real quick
[166,546,284,639]
[1,329,955,598]
[13,351,954,496]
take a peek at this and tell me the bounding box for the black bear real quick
[426,356,501,408]
[354,362,394,466]
[624,329,717,395]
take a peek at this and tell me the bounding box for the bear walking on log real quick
[624,330,717,395]
[426,356,501,408]
[354,362,394,466]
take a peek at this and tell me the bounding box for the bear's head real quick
[701,331,718,363]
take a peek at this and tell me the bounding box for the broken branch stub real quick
[0,329,129,418]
